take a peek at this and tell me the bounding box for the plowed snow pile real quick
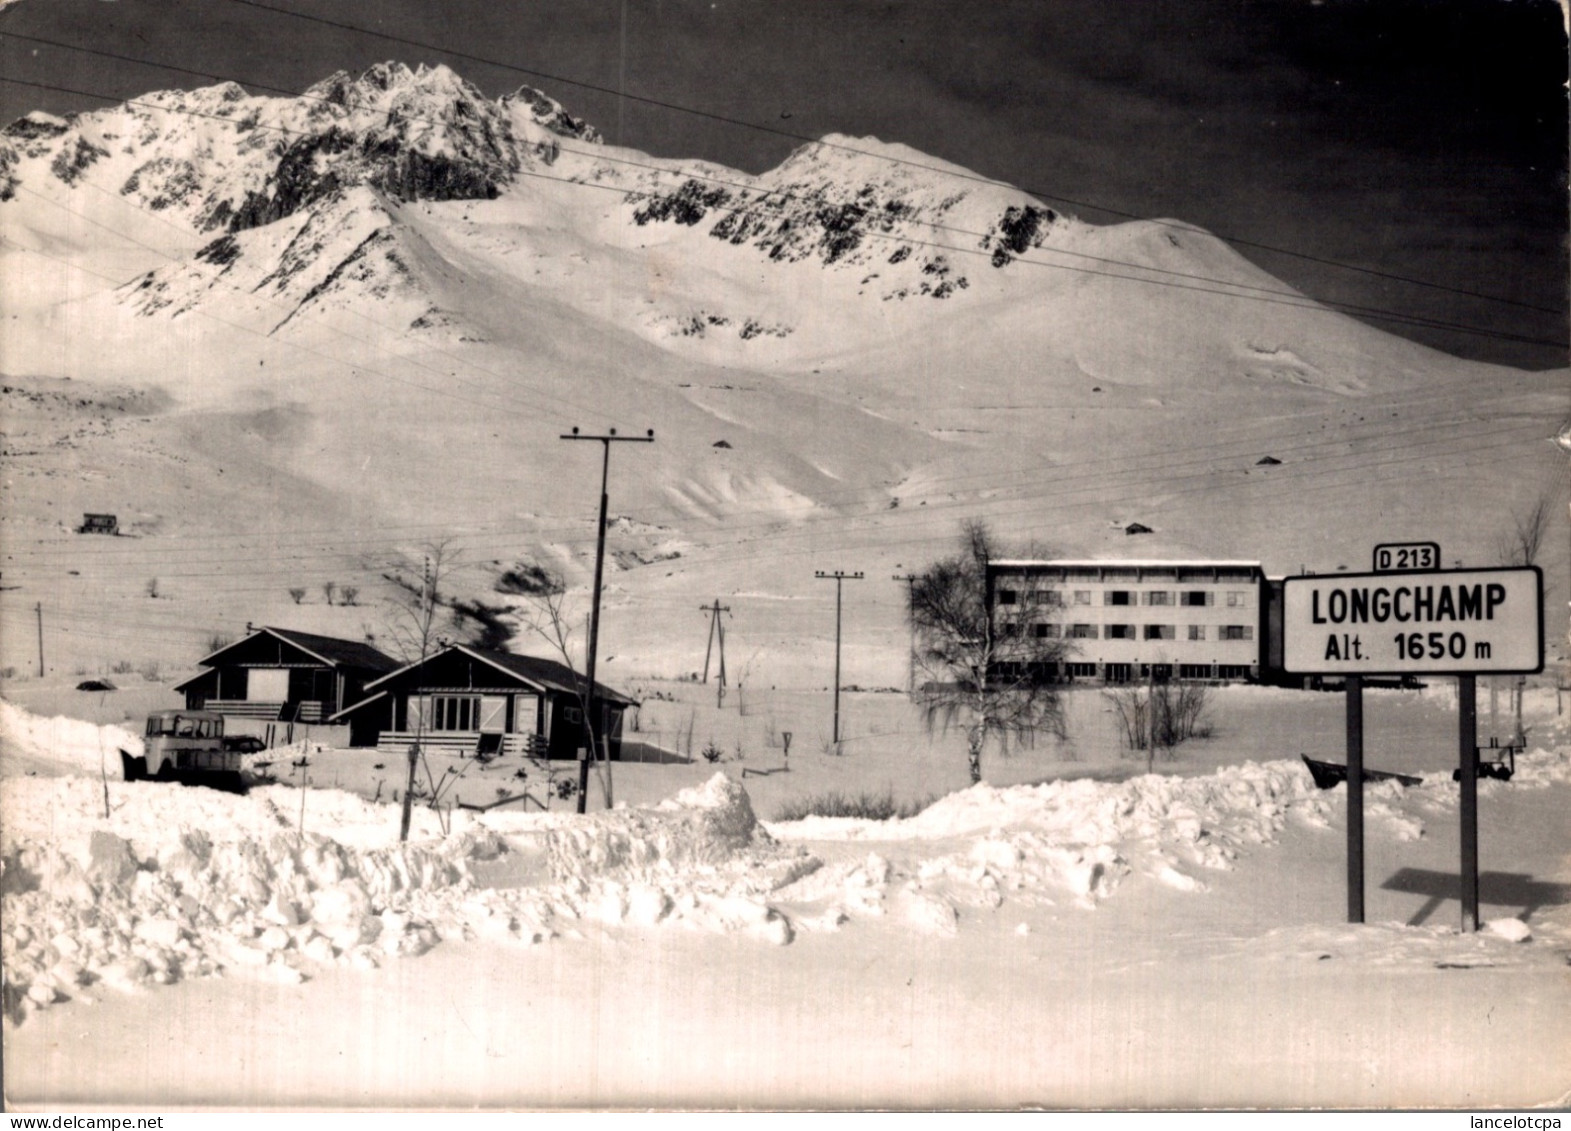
[5,701,1570,1028]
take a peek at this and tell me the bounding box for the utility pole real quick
[561,426,654,813]
[815,570,863,746]
[35,602,44,678]
[893,573,918,695]
[700,600,731,708]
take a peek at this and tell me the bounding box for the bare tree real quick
[520,589,614,810]
[1494,493,1555,743]
[383,540,463,841]
[384,539,463,664]
[1496,494,1553,568]
[907,520,1068,784]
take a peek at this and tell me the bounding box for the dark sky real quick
[2,0,1566,368]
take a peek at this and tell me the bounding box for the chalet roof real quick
[175,626,399,691]
[361,643,638,707]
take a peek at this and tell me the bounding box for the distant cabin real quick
[712,440,732,449]
[330,643,638,761]
[174,627,399,738]
[77,513,118,535]
[1124,522,1153,535]
[1256,456,1282,466]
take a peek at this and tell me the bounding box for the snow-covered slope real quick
[0,63,1563,684]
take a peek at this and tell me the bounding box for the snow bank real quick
[0,699,141,775]
[0,762,808,1026]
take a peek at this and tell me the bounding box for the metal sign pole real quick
[1345,674,1364,923]
[1457,673,1479,932]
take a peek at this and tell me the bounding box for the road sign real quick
[1281,566,1543,675]
[1372,542,1440,572]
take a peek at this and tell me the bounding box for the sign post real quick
[1458,674,1479,931]
[1345,674,1364,923]
[1281,559,1542,931]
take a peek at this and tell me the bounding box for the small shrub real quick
[205,632,234,653]
[701,739,724,764]
[146,578,160,599]
[322,581,336,606]
[773,790,934,823]
[110,659,136,674]
[139,660,162,682]
[288,587,306,604]
[340,586,359,606]
[555,778,578,801]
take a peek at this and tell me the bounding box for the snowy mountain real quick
[0,63,1563,682]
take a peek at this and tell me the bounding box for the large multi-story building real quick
[986,559,1268,682]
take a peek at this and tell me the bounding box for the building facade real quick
[987,559,1268,682]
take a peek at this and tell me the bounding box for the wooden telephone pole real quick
[700,600,731,708]
[815,570,863,745]
[892,573,918,695]
[560,426,655,814]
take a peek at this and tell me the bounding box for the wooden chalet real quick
[174,627,399,739]
[329,643,638,761]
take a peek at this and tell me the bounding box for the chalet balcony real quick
[206,699,334,723]
[375,731,548,759]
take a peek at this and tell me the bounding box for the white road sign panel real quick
[1281,566,1543,675]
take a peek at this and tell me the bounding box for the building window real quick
[1066,662,1098,678]
[1073,590,1092,605]
[1105,624,1135,639]
[1144,624,1175,640]
[1182,591,1211,607]
[1188,625,1206,641]
[1068,624,1097,639]
[1217,664,1253,680]
[564,706,582,724]
[1104,663,1133,683]
[998,589,1018,605]
[1032,623,1059,638]
[1105,590,1132,606]
[431,695,480,731]
[1042,590,1063,606]
[1222,625,1253,641]
[1178,664,1212,679]
[1145,591,1172,606]
[1226,591,1249,608]
[999,622,1020,637]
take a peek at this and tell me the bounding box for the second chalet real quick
[329,643,638,761]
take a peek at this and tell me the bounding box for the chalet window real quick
[1144,591,1172,606]
[1067,624,1097,639]
[1105,590,1132,606]
[564,706,583,724]
[1105,624,1135,639]
[1222,625,1253,641]
[1188,625,1206,641]
[1032,623,1059,638]
[1182,591,1211,607]
[998,589,1018,605]
[1073,590,1092,605]
[428,696,480,731]
[1144,624,1175,640]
